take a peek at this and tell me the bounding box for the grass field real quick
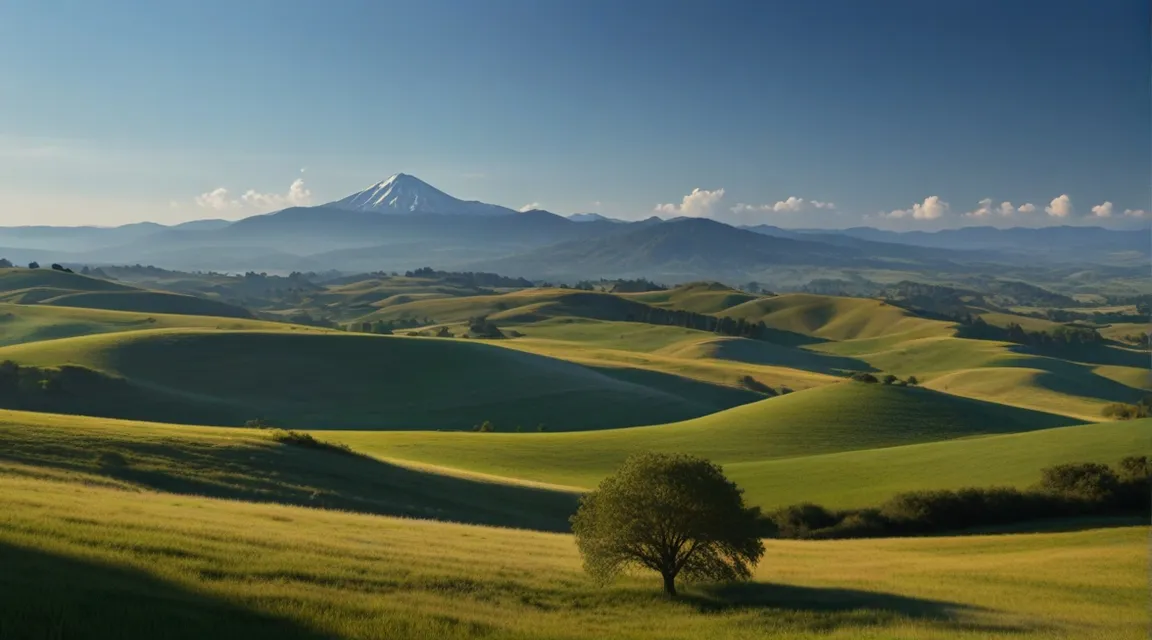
[1,470,1144,640]
[0,329,757,430]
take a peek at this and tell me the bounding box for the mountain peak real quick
[326,173,515,216]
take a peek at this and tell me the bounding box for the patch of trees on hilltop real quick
[623,305,772,340]
[404,267,533,289]
[956,314,1103,347]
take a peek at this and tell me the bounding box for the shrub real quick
[1101,402,1149,420]
[269,429,356,455]
[244,418,274,429]
[905,375,919,386]
[1040,462,1120,502]
[880,374,899,385]
[765,503,838,538]
[850,371,878,383]
[1119,455,1151,482]
[435,327,452,338]
[474,420,495,433]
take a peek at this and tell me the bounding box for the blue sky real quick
[1,0,1148,229]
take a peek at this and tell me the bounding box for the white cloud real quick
[1124,208,1148,218]
[518,202,542,212]
[966,198,994,218]
[1017,203,1036,213]
[196,177,313,212]
[730,197,835,215]
[1045,194,1072,218]
[997,201,1016,216]
[1090,201,1113,218]
[655,187,726,217]
[886,195,949,220]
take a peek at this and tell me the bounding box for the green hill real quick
[623,282,762,313]
[326,381,1082,488]
[0,329,755,430]
[722,293,953,341]
[0,268,254,319]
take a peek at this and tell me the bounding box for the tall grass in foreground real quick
[0,470,1145,640]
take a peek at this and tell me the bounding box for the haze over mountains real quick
[1,174,1146,289]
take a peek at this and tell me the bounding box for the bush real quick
[474,420,495,433]
[739,375,775,394]
[850,371,879,383]
[244,418,274,429]
[1101,402,1149,420]
[1039,462,1120,502]
[905,375,919,386]
[880,374,899,385]
[765,503,838,538]
[269,429,355,456]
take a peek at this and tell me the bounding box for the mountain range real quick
[1,173,1146,288]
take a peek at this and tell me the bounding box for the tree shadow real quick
[682,582,1029,634]
[0,541,336,640]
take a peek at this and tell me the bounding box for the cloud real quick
[655,188,726,217]
[997,201,1016,216]
[1045,194,1072,218]
[885,195,948,220]
[518,202,542,212]
[196,177,313,212]
[730,197,836,215]
[1124,208,1148,218]
[966,198,994,218]
[1017,203,1036,213]
[1090,201,1113,218]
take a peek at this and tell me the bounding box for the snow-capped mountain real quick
[325,173,516,216]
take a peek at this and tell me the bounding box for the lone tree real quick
[571,452,764,596]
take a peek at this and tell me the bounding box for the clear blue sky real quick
[1,0,1148,229]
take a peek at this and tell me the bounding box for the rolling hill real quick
[0,329,757,430]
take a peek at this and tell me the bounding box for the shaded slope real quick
[328,382,1082,488]
[0,329,753,431]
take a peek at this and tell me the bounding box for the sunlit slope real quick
[0,267,254,319]
[329,382,1081,488]
[0,329,753,430]
[622,282,761,313]
[0,409,576,530]
[357,288,659,325]
[722,293,954,341]
[0,303,313,347]
[2,472,1144,639]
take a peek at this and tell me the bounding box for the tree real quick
[881,374,899,385]
[905,375,919,386]
[571,452,764,596]
[28,261,39,269]
[0,258,11,268]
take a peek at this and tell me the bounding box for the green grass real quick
[622,282,761,313]
[0,409,576,530]
[0,329,756,431]
[0,470,1145,639]
[0,267,254,319]
[721,294,954,341]
[325,382,1082,491]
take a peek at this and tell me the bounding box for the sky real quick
[0,0,1148,230]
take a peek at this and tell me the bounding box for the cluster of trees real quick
[849,371,918,386]
[621,305,774,341]
[764,457,1150,540]
[403,267,533,289]
[956,315,1103,347]
[467,316,505,339]
[1102,399,1151,420]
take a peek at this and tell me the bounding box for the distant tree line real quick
[954,314,1103,347]
[404,267,533,289]
[763,457,1150,540]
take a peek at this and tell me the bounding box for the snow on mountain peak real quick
[325,173,516,216]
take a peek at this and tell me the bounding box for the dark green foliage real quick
[764,460,1149,540]
[607,278,667,293]
[1101,402,1150,420]
[0,258,11,268]
[50,263,74,273]
[435,326,452,338]
[571,452,764,596]
[473,420,496,433]
[268,429,355,456]
[880,374,899,385]
[27,262,39,269]
[467,316,505,339]
[905,376,919,386]
[244,418,275,429]
[739,375,775,395]
[403,267,533,289]
[850,372,879,383]
[955,315,1104,348]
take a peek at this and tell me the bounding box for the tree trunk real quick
[662,571,677,596]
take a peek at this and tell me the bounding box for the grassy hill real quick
[721,293,953,342]
[2,468,1144,639]
[0,268,254,319]
[0,329,756,430]
[623,282,762,313]
[326,382,1083,490]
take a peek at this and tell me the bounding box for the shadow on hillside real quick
[0,541,336,640]
[1010,342,1151,370]
[694,338,876,376]
[0,434,578,533]
[998,350,1148,403]
[587,364,762,409]
[955,515,1146,536]
[685,582,1026,634]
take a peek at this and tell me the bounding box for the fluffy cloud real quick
[518,202,542,212]
[997,201,1017,216]
[1045,194,1072,218]
[730,197,835,215]
[1124,208,1148,218]
[196,178,312,212]
[886,195,948,220]
[1017,203,1036,213]
[966,198,994,218]
[655,188,726,217]
[1090,201,1113,218]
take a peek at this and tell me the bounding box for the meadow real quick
[0,266,1147,639]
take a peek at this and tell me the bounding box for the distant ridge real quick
[325,173,516,216]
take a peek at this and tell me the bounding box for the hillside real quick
[326,381,1082,489]
[0,268,254,319]
[0,329,756,430]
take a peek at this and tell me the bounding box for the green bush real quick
[1101,402,1149,420]
[1039,462,1120,501]
[269,430,355,456]
[850,372,879,383]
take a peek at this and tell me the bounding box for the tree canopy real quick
[570,452,764,596]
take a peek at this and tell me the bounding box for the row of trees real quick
[765,457,1150,540]
[956,314,1103,347]
[0,259,73,273]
